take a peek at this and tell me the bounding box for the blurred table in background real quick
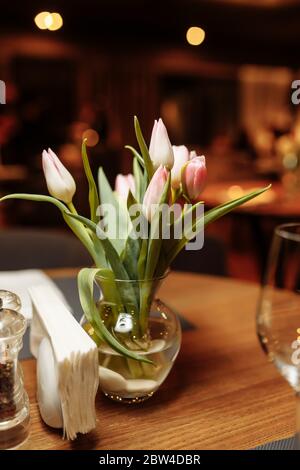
[202,180,300,218]
[202,180,300,276]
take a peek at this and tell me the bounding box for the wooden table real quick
[22,271,294,450]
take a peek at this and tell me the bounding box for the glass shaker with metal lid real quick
[0,291,30,449]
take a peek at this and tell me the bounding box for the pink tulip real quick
[189,150,197,159]
[149,118,174,170]
[171,145,190,189]
[143,165,169,220]
[182,155,207,201]
[115,174,135,200]
[42,148,76,204]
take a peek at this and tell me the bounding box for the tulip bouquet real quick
[1,117,269,369]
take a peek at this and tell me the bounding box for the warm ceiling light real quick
[186,26,205,46]
[48,13,63,31]
[44,13,54,29]
[34,12,63,31]
[34,11,51,30]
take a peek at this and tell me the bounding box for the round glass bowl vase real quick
[83,276,182,404]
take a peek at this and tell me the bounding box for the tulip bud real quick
[42,148,76,204]
[189,150,197,159]
[143,165,169,221]
[115,174,135,201]
[171,145,190,189]
[149,118,174,170]
[182,155,207,201]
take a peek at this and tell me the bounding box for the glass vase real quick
[82,275,181,404]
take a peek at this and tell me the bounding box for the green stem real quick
[68,200,93,239]
[64,202,101,265]
[67,201,78,214]
[127,358,144,379]
[66,201,105,267]
[172,187,182,204]
[139,281,153,338]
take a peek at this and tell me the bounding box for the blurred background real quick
[0,0,300,280]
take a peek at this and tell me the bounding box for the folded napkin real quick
[0,269,66,320]
[29,284,99,440]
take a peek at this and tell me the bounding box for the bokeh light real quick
[82,129,100,147]
[48,13,63,31]
[186,26,205,46]
[34,12,51,30]
[34,12,63,31]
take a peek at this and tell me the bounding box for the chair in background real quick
[172,236,228,277]
[0,228,93,270]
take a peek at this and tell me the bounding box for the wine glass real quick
[257,223,300,447]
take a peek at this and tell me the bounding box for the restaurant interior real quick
[0,0,300,452]
[1,0,300,281]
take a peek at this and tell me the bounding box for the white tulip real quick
[149,118,174,170]
[171,145,190,189]
[42,148,76,204]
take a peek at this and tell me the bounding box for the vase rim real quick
[96,270,170,283]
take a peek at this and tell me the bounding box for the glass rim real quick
[275,222,300,242]
[96,270,169,284]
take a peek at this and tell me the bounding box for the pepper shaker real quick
[0,294,30,449]
[0,290,22,312]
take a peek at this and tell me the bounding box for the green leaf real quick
[121,233,141,280]
[98,167,131,255]
[161,201,204,267]
[137,238,148,280]
[134,116,154,181]
[125,145,145,168]
[133,157,142,203]
[94,268,122,307]
[135,158,148,203]
[144,174,171,280]
[67,212,139,314]
[78,267,153,364]
[1,192,67,212]
[126,189,138,211]
[203,185,271,226]
[66,212,130,281]
[0,193,104,266]
[82,140,100,223]
[63,211,107,268]
[165,184,272,264]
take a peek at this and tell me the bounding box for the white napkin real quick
[0,269,67,320]
[29,284,99,440]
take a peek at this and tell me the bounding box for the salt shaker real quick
[0,294,30,449]
[0,290,22,312]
